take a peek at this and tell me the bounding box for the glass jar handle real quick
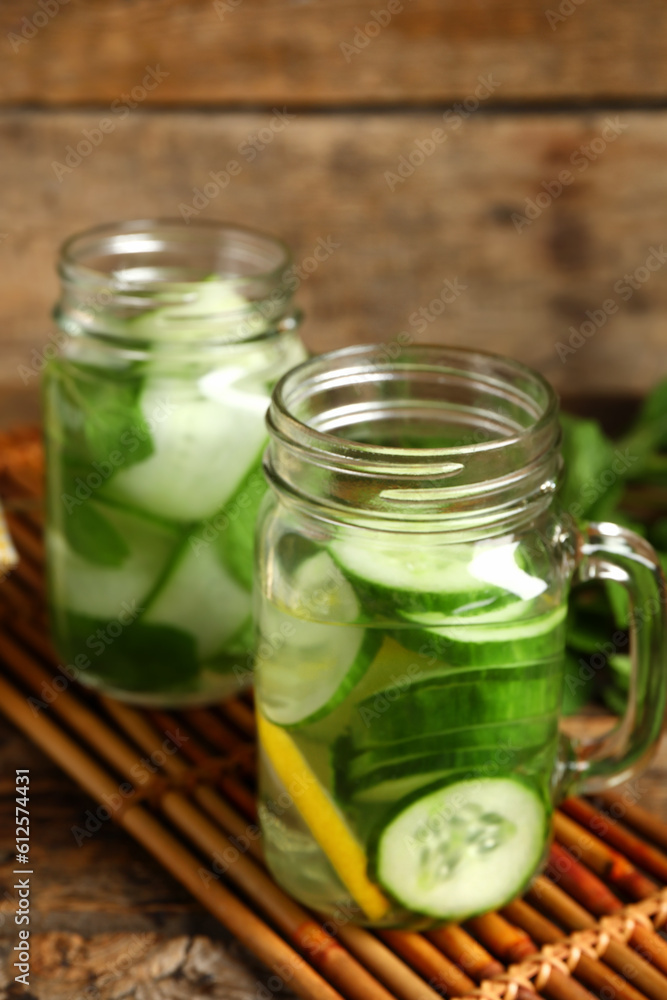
[564,521,667,794]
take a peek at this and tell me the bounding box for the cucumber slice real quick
[396,604,567,668]
[351,663,563,746]
[340,739,557,804]
[257,552,381,726]
[103,305,306,524]
[143,539,251,661]
[105,376,269,522]
[330,538,545,618]
[47,503,180,621]
[123,279,262,342]
[334,717,559,803]
[373,777,547,919]
[330,538,502,617]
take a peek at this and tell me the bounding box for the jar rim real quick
[266,344,561,525]
[55,218,298,347]
[270,343,559,457]
[59,217,293,287]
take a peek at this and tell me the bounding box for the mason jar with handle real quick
[43,219,307,707]
[254,344,667,929]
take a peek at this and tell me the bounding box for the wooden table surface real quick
[1,710,667,998]
[0,712,297,998]
[0,615,664,998]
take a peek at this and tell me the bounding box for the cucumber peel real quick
[348,665,563,745]
[143,537,251,661]
[395,604,567,668]
[330,538,509,618]
[335,723,559,804]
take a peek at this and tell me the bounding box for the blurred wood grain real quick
[2,0,667,106]
[1,109,667,402]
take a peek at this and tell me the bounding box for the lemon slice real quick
[257,712,389,921]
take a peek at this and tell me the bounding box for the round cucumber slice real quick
[257,551,381,726]
[374,777,547,920]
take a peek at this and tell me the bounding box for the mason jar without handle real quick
[254,344,667,929]
[43,219,306,707]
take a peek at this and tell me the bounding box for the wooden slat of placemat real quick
[2,428,667,1000]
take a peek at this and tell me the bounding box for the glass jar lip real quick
[58,217,293,288]
[56,218,298,347]
[269,343,559,461]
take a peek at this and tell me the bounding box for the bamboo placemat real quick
[2,427,667,1000]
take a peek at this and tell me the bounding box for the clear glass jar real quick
[255,344,667,929]
[43,219,307,707]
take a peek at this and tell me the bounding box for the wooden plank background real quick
[2,109,667,408]
[0,0,665,416]
[1,0,667,106]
